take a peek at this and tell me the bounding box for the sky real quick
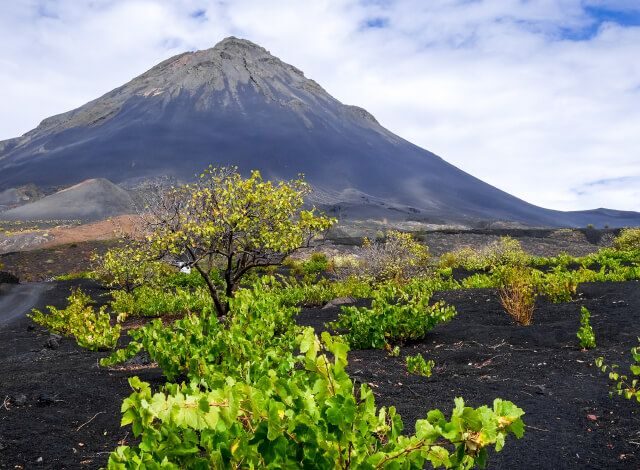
[1,0,639,212]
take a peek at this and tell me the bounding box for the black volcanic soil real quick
[0,241,117,282]
[300,281,640,469]
[0,280,164,469]
[1,280,640,469]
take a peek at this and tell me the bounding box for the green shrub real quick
[483,237,529,268]
[460,273,497,289]
[109,285,213,318]
[29,288,120,350]
[331,283,457,349]
[438,237,528,272]
[54,271,94,281]
[595,342,640,402]
[577,307,596,350]
[92,243,169,293]
[406,353,434,377]
[437,247,485,271]
[613,228,640,251]
[102,281,299,382]
[278,276,373,307]
[108,329,524,469]
[535,268,577,303]
[303,252,331,275]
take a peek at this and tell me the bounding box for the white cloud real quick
[0,0,638,211]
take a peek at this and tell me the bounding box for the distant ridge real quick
[0,179,135,221]
[0,36,638,228]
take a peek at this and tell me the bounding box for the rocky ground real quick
[417,227,615,257]
[0,215,139,256]
[0,241,116,282]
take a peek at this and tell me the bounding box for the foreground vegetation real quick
[26,169,640,468]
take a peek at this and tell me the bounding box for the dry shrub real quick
[482,237,529,267]
[438,237,528,271]
[496,266,536,326]
[339,231,430,282]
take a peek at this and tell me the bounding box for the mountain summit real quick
[0,37,638,227]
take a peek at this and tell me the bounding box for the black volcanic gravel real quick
[1,280,640,469]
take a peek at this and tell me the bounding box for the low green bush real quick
[596,342,640,402]
[438,237,529,272]
[613,228,640,252]
[577,307,596,350]
[102,281,300,382]
[29,288,120,350]
[534,268,577,303]
[54,271,94,281]
[278,276,373,307]
[331,283,457,349]
[109,285,213,318]
[406,353,434,377]
[284,252,331,280]
[109,331,524,469]
[460,273,497,289]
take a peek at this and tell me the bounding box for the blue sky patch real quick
[191,9,207,20]
[363,17,389,29]
[562,5,640,40]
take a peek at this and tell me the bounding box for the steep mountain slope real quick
[0,37,638,227]
[1,179,135,221]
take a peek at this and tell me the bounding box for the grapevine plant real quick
[103,280,525,468]
[108,330,524,469]
[577,307,596,350]
[29,288,120,351]
[406,353,435,377]
[331,281,457,350]
[595,341,640,402]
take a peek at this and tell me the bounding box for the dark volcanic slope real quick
[0,37,638,227]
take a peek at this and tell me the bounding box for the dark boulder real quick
[0,271,19,284]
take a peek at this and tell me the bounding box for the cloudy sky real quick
[1,0,639,211]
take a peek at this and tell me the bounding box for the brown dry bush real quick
[496,266,536,326]
[337,230,430,282]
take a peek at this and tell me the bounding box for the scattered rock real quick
[44,334,62,349]
[322,296,356,309]
[124,352,152,367]
[10,394,28,406]
[36,393,56,407]
[0,271,19,284]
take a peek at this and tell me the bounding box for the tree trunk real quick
[193,262,227,317]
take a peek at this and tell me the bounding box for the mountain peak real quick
[212,36,270,56]
[1,37,639,228]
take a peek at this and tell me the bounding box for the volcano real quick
[0,37,638,227]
